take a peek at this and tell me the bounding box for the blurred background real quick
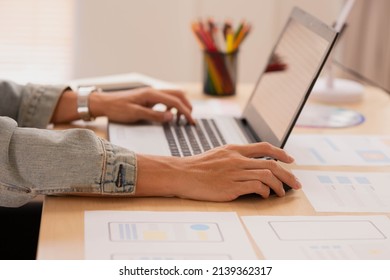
[0,0,341,84]
[0,0,388,92]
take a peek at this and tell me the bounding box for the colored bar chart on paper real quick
[85,211,257,260]
[285,134,390,166]
[109,222,222,242]
[293,170,390,212]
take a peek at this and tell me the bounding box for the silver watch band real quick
[77,86,96,121]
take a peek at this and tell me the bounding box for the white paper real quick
[242,215,390,260]
[191,99,242,118]
[84,211,257,260]
[285,134,390,166]
[69,72,179,91]
[293,170,390,212]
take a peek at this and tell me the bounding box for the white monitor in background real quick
[311,0,365,104]
[335,0,390,94]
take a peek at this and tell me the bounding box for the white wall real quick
[73,0,342,83]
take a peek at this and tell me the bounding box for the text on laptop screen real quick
[250,17,330,142]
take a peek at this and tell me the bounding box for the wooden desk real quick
[37,84,390,259]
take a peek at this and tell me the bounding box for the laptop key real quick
[210,119,226,145]
[163,124,181,157]
[194,123,211,152]
[185,125,202,155]
[174,125,192,157]
[201,119,222,148]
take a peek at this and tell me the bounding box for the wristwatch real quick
[77,86,97,121]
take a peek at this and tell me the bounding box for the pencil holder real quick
[203,50,238,96]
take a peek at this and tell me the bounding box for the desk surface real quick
[37,83,390,259]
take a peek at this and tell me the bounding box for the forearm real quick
[50,89,79,123]
[50,89,107,124]
[0,117,137,207]
[136,154,185,197]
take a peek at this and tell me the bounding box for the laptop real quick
[109,7,338,159]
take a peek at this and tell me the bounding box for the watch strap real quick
[77,86,96,121]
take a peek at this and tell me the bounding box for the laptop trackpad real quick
[109,123,171,156]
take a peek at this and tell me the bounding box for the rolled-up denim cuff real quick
[18,83,68,128]
[99,139,137,195]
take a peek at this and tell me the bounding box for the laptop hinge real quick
[234,118,261,143]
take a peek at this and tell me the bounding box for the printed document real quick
[84,211,257,260]
[285,134,390,166]
[293,170,390,212]
[242,215,390,259]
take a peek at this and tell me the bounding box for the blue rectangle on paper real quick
[323,137,339,151]
[355,176,371,184]
[336,176,352,184]
[309,148,326,163]
[125,223,131,240]
[317,175,332,184]
[131,224,138,240]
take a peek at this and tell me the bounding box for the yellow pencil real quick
[233,24,251,50]
[205,55,223,94]
[226,31,234,53]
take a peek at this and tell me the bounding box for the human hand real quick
[89,87,195,124]
[136,142,301,202]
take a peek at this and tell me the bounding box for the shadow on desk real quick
[0,201,42,260]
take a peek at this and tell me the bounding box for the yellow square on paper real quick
[143,231,167,241]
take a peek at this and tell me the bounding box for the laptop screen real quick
[243,7,338,148]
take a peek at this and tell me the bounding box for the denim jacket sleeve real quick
[0,79,65,128]
[0,80,137,207]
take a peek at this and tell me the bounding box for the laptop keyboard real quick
[163,118,226,157]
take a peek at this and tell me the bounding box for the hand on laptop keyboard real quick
[88,87,196,125]
[136,142,302,201]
